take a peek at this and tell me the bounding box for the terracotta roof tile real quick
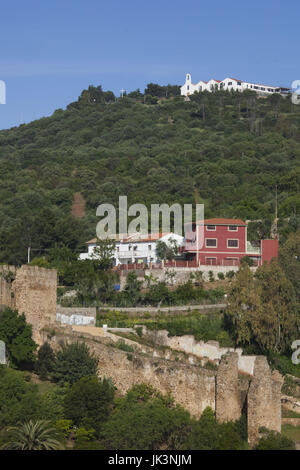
[203,218,247,226]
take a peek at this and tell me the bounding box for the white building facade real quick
[79,232,184,265]
[181,73,289,97]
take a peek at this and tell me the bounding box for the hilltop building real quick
[181,73,290,97]
[79,219,278,267]
[79,232,184,265]
[183,218,278,266]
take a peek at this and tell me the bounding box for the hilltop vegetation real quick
[0,84,299,264]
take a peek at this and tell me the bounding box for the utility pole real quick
[275,184,278,239]
[27,247,31,264]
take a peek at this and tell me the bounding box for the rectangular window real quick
[148,245,152,250]
[227,239,239,248]
[205,238,217,247]
[206,257,217,265]
[228,225,238,231]
[228,82,232,86]
[237,82,241,86]
[206,225,216,231]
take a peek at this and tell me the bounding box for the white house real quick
[79,232,184,265]
[181,73,290,97]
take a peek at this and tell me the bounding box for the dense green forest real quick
[0,84,299,264]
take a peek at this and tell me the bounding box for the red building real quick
[183,218,278,266]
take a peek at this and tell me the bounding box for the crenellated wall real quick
[0,265,283,446]
[45,325,283,445]
[46,326,216,419]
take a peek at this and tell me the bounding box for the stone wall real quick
[281,418,300,427]
[47,326,216,419]
[56,306,96,326]
[100,304,226,315]
[13,266,57,344]
[139,326,256,375]
[0,264,283,445]
[45,324,282,444]
[247,356,283,446]
[0,265,57,345]
[216,353,244,422]
[119,265,257,289]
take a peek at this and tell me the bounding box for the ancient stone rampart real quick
[13,266,57,344]
[216,352,244,422]
[0,265,283,445]
[46,326,216,418]
[140,326,256,375]
[45,325,283,444]
[247,356,283,446]
[0,265,57,344]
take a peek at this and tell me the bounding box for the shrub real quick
[226,271,235,279]
[64,376,115,435]
[52,342,98,385]
[0,308,37,369]
[254,430,295,450]
[135,327,143,337]
[240,256,254,267]
[115,340,134,353]
[35,342,55,380]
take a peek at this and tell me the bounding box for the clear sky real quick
[0,0,299,130]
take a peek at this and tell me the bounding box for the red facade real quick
[184,218,278,266]
[261,239,279,263]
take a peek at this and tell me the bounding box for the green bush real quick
[254,430,295,450]
[268,352,300,378]
[115,340,134,353]
[51,342,98,385]
[64,376,115,435]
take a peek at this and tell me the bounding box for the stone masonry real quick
[0,264,283,445]
[216,352,244,422]
[46,326,216,419]
[247,356,283,446]
[0,265,57,345]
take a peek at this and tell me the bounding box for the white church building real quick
[79,232,184,265]
[181,73,290,97]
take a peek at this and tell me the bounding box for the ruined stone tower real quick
[0,265,57,345]
[216,352,243,422]
[247,356,283,447]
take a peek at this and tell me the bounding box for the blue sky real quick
[0,0,299,129]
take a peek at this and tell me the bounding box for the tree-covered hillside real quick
[0,84,299,264]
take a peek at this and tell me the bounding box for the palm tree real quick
[1,420,64,450]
